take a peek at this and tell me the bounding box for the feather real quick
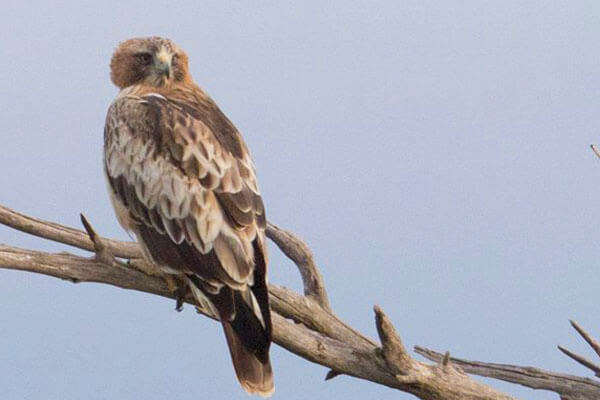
[162,215,184,244]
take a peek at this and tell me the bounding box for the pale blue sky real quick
[1,2,599,399]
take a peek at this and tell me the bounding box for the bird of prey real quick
[104,37,273,396]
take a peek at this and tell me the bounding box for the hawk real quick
[104,37,273,396]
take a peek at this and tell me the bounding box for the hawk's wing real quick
[104,91,273,394]
[104,92,267,289]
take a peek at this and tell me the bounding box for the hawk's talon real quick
[172,278,189,312]
[176,296,184,312]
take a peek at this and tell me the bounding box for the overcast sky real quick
[1,2,599,399]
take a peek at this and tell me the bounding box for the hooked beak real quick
[155,52,172,79]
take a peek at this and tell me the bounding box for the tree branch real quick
[0,203,589,399]
[266,222,331,312]
[374,304,415,376]
[0,240,513,399]
[558,321,600,378]
[591,144,600,160]
[415,346,600,400]
[0,205,139,258]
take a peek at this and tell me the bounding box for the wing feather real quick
[104,83,273,395]
[104,92,266,289]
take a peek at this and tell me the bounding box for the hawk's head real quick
[110,37,190,89]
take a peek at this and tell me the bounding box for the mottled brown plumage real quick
[104,37,273,396]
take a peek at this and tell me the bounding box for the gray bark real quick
[1,204,598,399]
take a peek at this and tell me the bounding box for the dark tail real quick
[221,238,274,396]
[185,281,274,397]
[222,320,274,397]
[182,239,274,396]
[221,257,273,397]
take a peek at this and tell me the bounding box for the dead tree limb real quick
[0,203,594,399]
[558,321,600,379]
[415,337,600,400]
[266,222,331,312]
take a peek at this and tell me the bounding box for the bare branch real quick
[443,352,452,366]
[0,243,512,399]
[558,346,600,378]
[558,320,600,377]
[415,346,600,400]
[0,205,520,400]
[268,285,375,349]
[570,320,600,360]
[324,370,342,381]
[266,222,331,312]
[591,144,600,159]
[79,213,124,267]
[374,305,414,376]
[0,204,140,258]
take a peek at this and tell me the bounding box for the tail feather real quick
[187,275,274,396]
[222,322,274,397]
[179,237,273,396]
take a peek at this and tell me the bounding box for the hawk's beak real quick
[155,52,172,79]
[155,61,172,79]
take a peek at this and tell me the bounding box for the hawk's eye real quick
[172,54,179,67]
[135,53,153,66]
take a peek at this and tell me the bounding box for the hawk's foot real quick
[170,276,189,312]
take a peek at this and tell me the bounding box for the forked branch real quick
[558,321,600,378]
[0,203,596,399]
[266,222,331,312]
[416,320,600,400]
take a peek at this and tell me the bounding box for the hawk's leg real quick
[173,278,190,312]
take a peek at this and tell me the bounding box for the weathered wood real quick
[266,222,331,312]
[558,320,600,378]
[415,346,600,400]
[0,242,511,399]
[0,204,140,258]
[2,203,597,399]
